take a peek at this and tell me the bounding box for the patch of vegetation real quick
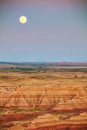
[0,76,9,80]
[0,67,35,73]
[12,108,23,113]
[54,113,75,119]
[29,108,46,112]
[0,108,4,118]
[0,108,4,112]
[65,68,87,72]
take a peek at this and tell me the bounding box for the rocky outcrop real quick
[0,85,87,130]
[0,112,42,122]
[6,113,87,130]
[5,123,87,130]
[68,112,87,123]
[28,114,59,129]
[7,125,25,130]
[0,85,87,112]
[27,124,87,130]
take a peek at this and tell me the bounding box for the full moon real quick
[19,16,27,24]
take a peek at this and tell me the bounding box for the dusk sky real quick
[0,0,87,62]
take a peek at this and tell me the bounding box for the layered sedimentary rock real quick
[6,113,87,130]
[0,85,87,111]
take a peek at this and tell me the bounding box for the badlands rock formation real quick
[0,85,87,112]
[6,113,87,130]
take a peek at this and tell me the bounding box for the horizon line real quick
[0,61,87,64]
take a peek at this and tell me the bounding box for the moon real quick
[19,16,27,24]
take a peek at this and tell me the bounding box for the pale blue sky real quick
[0,0,87,62]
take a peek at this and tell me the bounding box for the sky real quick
[0,0,87,62]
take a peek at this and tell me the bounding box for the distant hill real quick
[0,62,87,67]
[0,62,87,73]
